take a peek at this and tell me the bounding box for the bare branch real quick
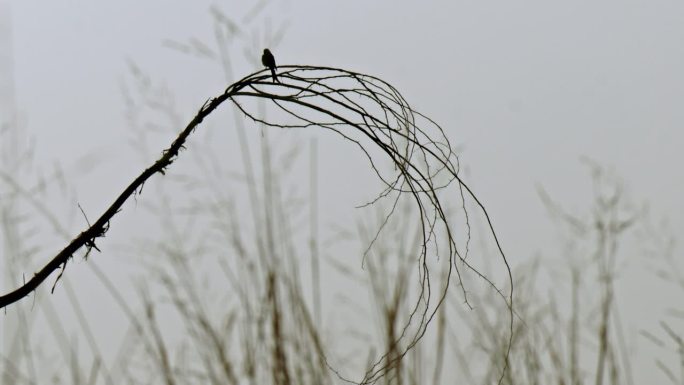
[0,65,513,384]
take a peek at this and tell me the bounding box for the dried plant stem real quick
[0,64,513,384]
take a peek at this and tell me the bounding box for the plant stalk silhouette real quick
[0,65,514,384]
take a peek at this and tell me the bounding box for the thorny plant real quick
[0,65,513,383]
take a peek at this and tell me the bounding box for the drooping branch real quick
[0,65,513,384]
[229,66,514,384]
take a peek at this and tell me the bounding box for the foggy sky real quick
[2,1,683,383]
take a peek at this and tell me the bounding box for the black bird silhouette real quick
[261,48,279,82]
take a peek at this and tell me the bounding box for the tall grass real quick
[1,5,682,385]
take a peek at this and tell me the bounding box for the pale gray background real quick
[1,0,682,383]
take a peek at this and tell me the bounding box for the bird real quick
[261,48,279,83]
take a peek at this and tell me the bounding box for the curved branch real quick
[0,65,513,384]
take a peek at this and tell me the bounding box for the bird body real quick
[261,48,278,82]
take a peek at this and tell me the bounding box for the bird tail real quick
[270,68,279,83]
